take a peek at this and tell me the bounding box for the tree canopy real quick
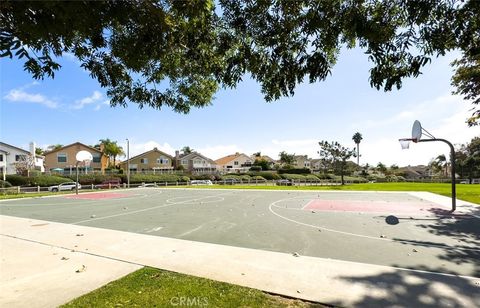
[318,140,356,185]
[1,0,479,125]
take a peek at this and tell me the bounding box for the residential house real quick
[310,159,323,171]
[398,165,434,179]
[0,141,45,179]
[43,142,108,174]
[119,147,173,173]
[215,152,254,173]
[174,151,217,174]
[250,153,276,169]
[293,155,312,169]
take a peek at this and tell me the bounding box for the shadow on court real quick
[335,267,480,307]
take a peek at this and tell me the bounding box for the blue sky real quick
[1,48,478,166]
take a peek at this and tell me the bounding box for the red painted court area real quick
[303,199,441,214]
[64,193,132,200]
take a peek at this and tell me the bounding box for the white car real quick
[48,182,81,192]
[190,180,213,185]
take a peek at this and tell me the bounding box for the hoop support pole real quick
[418,139,456,212]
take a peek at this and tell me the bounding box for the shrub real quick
[0,180,12,187]
[5,175,29,186]
[249,166,262,172]
[129,174,189,183]
[190,174,216,181]
[222,174,252,181]
[278,168,311,174]
[247,171,281,180]
[251,176,266,181]
[31,175,72,187]
[67,174,126,185]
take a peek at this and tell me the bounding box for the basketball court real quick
[1,188,479,306]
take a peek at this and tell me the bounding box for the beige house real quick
[215,152,253,173]
[174,151,216,174]
[294,155,312,169]
[119,148,173,173]
[44,142,108,174]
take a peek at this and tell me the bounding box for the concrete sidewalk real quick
[1,215,478,307]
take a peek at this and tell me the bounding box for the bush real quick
[247,171,281,180]
[0,180,12,187]
[129,174,190,183]
[278,168,311,174]
[221,174,252,181]
[31,175,72,187]
[251,176,266,181]
[5,175,29,186]
[249,166,262,172]
[190,174,216,181]
[67,174,126,185]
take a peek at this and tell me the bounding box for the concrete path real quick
[0,234,141,307]
[1,215,478,307]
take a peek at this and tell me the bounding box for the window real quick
[194,159,201,165]
[141,158,148,164]
[57,153,67,163]
[234,161,239,166]
[16,154,27,161]
[92,154,101,163]
[164,158,169,164]
[181,160,188,165]
[0,154,3,162]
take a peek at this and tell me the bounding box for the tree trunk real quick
[341,161,345,185]
[357,143,360,166]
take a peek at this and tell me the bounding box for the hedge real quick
[278,168,311,174]
[67,174,126,185]
[5,175,30,186]
[5,174,72,186]
[221,174,252,181]
[280,174,319,181]
[0,180,12,187]
[129,174,190,183]
[247,171,281,180]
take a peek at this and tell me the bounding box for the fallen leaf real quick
[75,265,86,273]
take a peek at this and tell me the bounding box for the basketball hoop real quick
[399,138,411,150]
[75,151,93,194]
[398,120,457,212]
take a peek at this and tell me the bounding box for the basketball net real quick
[399,139,411,150]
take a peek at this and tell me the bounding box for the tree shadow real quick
[388,209,480,277]
[334,267,480,307]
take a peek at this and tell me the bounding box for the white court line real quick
[268,197,480,252]
[71,192,232,225]
[301,199,315,210]
[146,226,163,233]
[0,191,164,207]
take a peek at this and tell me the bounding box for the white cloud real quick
[72,91,103,109]
[3,89,58,108]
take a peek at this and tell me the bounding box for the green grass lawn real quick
[174,182,480,204]
[62,267,323,308]
[0,190,95,200]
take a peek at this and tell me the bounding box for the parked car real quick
[48,182,81,192]
[137,183,158,188]
[94,179,121,189]
[190,180,213,186]
[276,179,293,186]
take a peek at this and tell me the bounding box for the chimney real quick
[154,147,158,151]
[175,150,179,159]
[30,142,35,156]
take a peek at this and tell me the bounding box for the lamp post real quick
[126,138,130,188]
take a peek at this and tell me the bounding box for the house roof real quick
[251,155,275,163]
[215,153,251,165]
[0,141,31,154]
[43,142,103,156]
[179,151,216,164]
[120,147,173,164]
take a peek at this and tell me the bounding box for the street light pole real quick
[126,138,130,188]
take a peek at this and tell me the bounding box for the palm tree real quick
[435,154,448,177]
[99,139,125,167]
[352,132,363,166]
